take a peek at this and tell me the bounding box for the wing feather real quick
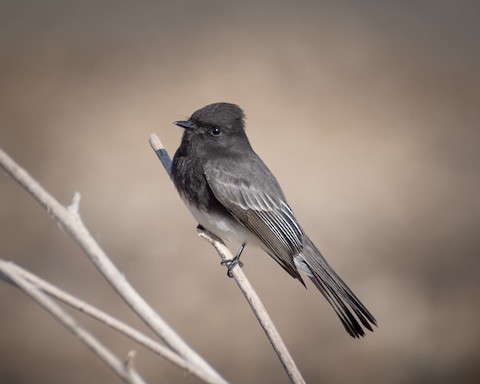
[204,158,304,279]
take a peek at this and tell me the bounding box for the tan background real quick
[1,1,479,383]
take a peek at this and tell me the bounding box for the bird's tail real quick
[295,236,377,338]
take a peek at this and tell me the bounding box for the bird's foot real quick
[221,242,246,277]
[221,257,244,277]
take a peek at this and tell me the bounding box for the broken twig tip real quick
[67,192,81,216]
[124,350,137,371]
[149,134,164,151]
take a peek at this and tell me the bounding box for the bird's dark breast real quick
[171,152,224,213]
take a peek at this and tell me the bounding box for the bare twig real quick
[0,260,146,384]
[197,230,306,384]
[0,260,208,379]
[0,147,227,384]
[149,133,306,384]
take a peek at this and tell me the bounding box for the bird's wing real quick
[204,156,304,280]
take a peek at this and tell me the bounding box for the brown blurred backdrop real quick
[1,1,479,383]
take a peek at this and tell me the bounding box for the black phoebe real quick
[171,102,376,338]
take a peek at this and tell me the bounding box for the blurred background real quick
[1,1,479,383]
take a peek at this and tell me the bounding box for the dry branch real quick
[0,260,146,384]
[149,134,306,384]
[0,260,208,378]
[0,146,226,384]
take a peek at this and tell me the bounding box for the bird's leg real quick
[196,224,245,277]
[221,242,246,277]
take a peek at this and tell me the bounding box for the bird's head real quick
[174,102,249,154]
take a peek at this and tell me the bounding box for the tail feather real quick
[298,236,377,338]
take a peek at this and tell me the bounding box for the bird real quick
[171,102,376,338]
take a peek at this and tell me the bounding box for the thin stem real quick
[149,133,306,384]
[197,230,306,384]
[0,260,206,378]
[0,260,146,384]
[0,146,227,384]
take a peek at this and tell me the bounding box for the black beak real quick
[174,120,195,130]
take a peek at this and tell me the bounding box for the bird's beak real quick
[174,120,195,130]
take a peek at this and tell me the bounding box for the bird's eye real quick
[211,127,221,136]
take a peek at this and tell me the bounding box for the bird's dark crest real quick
[190,102,245,132]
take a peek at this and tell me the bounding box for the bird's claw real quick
[221,257,244,277]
